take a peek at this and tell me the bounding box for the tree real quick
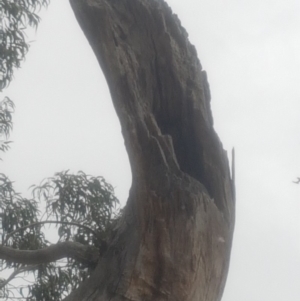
[0,0,235,301]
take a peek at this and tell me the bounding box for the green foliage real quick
[0,97,14,137]
[0,174,43,247]
[0,0,49,90]
[0,171,120,301]
[0,97,14,156]
[0,2,121,300]
[1,0,48,157]
[33,170,119,247]
[28,264,85,301]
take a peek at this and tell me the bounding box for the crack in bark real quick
[66,0,235,300]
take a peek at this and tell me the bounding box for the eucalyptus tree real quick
[0,1,235,301]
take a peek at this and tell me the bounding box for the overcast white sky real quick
[1,0,300,300]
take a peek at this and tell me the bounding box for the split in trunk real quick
[64,0,236,300]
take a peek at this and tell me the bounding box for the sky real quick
[1,0,300,300]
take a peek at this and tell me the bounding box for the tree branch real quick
[4,220,99,244]
[0,241,99,266]
[0,264,39,290]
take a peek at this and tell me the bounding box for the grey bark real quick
[67,0,235,300]
[0,241,99,266]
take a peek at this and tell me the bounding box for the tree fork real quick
[67,0,235,300]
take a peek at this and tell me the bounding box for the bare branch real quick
[0,264,39,290]
[0,241,99,266]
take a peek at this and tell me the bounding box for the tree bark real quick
[0,241,99,266]
[68,0,235,300]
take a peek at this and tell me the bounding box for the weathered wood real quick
[67,0,235,300]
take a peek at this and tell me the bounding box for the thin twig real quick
[0,264,39,290]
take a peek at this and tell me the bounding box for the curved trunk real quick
[67,0,235,300]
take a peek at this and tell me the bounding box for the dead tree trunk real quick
[67,0,235,300]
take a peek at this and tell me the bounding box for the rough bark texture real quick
[68,0,235,300]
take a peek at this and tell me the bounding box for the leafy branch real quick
[0,97,14,158]
[4,220,100,245]
[0,0,50,91]
[0,170,120,300]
